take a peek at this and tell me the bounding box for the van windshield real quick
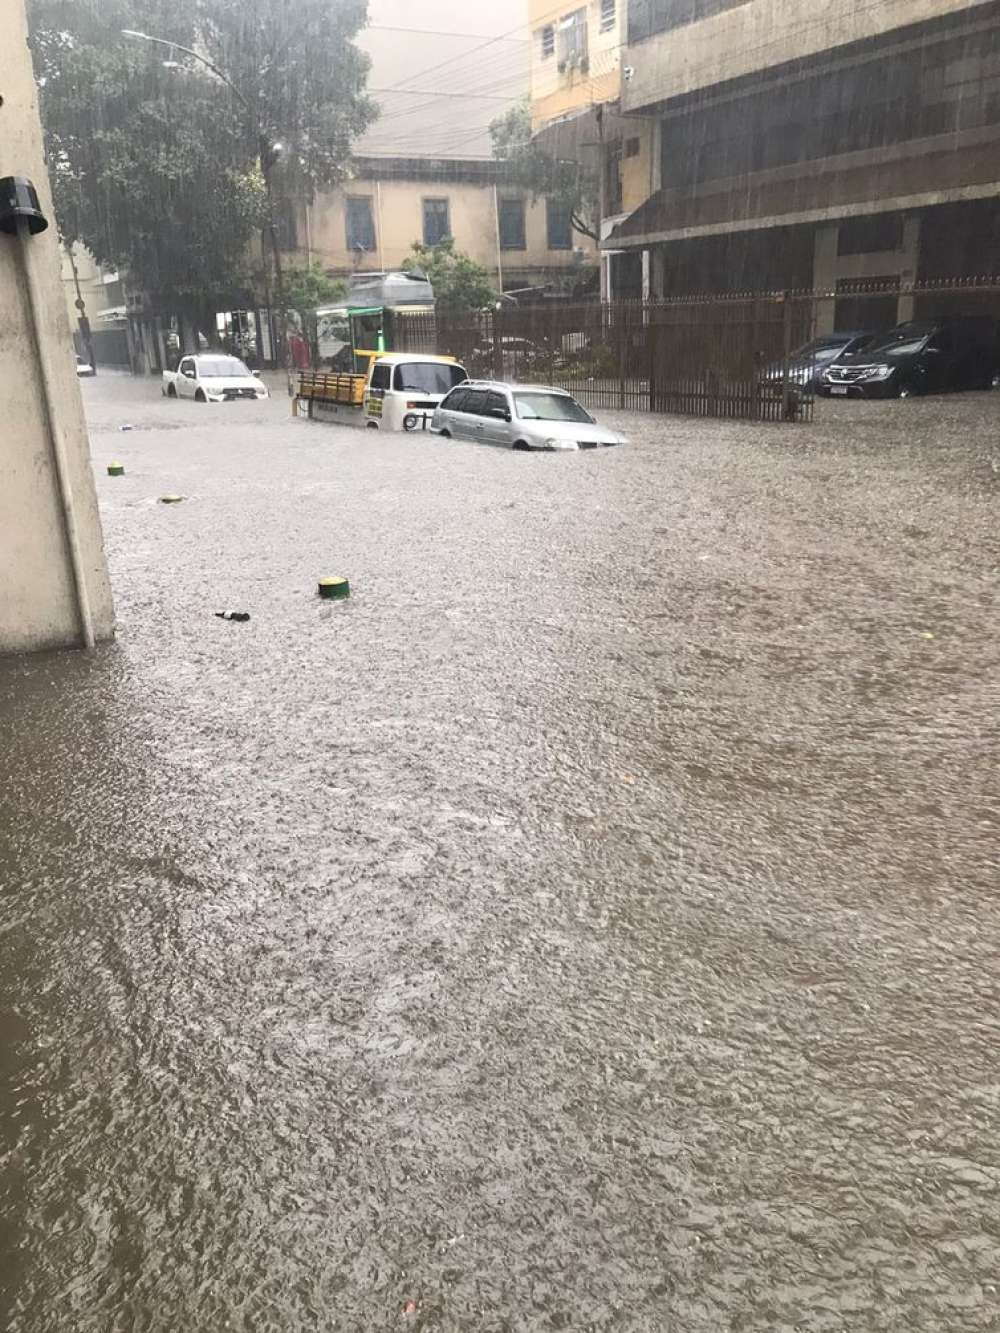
[392,363,467,394]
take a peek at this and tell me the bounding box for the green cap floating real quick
[107,462,124,476]
[318,576,350,601]
[159,494,184,504]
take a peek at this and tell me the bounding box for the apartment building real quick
[279,156,591,296]
[529,0,654,296]
[608,0,1000,326]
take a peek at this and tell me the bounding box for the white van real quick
[362,354,468,431]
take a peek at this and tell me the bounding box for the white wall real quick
[0,0,114,654]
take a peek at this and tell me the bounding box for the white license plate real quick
[831,386,849,396]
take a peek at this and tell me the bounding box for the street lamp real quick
[121,28,293,390]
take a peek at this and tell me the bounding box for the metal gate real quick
[393,279,1000,424]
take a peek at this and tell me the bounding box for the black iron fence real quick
[393,278,1000,424]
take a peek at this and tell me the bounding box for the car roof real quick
[374,353,459,365]
[457,380,574,395]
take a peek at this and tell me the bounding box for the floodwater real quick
[2,374,999,1331]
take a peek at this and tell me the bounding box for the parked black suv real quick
[818,316,999,399]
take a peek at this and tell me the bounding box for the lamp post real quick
[121,29,293,391]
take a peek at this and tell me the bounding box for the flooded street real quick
[2,373,999,1330]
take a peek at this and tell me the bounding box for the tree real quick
[490,100,598,242]
[28,0,374,337]
[283,260,344,362]
[403,238,496,313]
[283,261,343,314]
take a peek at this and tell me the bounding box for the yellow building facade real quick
[283,158,595,296]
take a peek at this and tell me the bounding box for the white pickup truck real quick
[163,353,269,403]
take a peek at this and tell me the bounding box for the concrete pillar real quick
[812,223,839,334]
[0,0,114,654]
[897,214,921,323]
[641,249,651,301]
[650,246,666,299]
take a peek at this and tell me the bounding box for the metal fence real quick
[395,296,815,422]
[393,278,1000,424]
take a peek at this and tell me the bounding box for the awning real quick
[95,305,127,324]
[609,139,1000,248]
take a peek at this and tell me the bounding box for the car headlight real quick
[858,366,893,381]
[544,438,577,451]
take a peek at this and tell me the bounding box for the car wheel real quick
[512,440,531,451]
[167,384,177,398]
[195,389,207,403]
[439,429,451,439]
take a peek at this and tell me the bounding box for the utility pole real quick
[596,103,608,304]
[64,239,96,372]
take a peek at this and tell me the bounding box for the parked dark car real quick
[761,331,881,393]
[817,316,999,398]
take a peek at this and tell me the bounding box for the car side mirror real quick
[502,408,512,422]
[252,369,262,377]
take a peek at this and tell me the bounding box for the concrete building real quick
[281,156,594,295]
[610,0,1000,325]
[527,0,655,297]
[1,0,114,654]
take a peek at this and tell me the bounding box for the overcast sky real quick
[356,0,531,160]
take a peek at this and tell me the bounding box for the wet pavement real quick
[2,372,999,1331]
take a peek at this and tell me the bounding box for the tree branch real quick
[571,214,598,242]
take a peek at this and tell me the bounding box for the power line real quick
[375,0,576,97]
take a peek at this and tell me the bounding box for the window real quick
[369,363,391,391]
[513,391,593,423]
[483,390,509,418]
[498,197,526,251]
[629,0,747,43]
[393,362,467,394]
[557,10,588,70]
[345,196,375,254]
[179,358,195,378]
[546,198,573,250]
[462,389,488,416]
[837,214,904,257]
[198,356,252,378]
[624,136,640,158]
[422,197,451,247]
[443,388,470,412]
[600,0,616,32]
[539,24,555,58]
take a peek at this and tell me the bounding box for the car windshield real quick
[865,324,936,357]
[199,356,252,378]
[514,392,593,423]
[393,363,466,394]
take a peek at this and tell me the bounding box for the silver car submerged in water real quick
[431,380,626,451]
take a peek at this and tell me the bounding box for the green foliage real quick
[28,0,374,316]
[197,0,374,193]
[283,261,344,314]
[489,100,598,241]
[403,237,496,314]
